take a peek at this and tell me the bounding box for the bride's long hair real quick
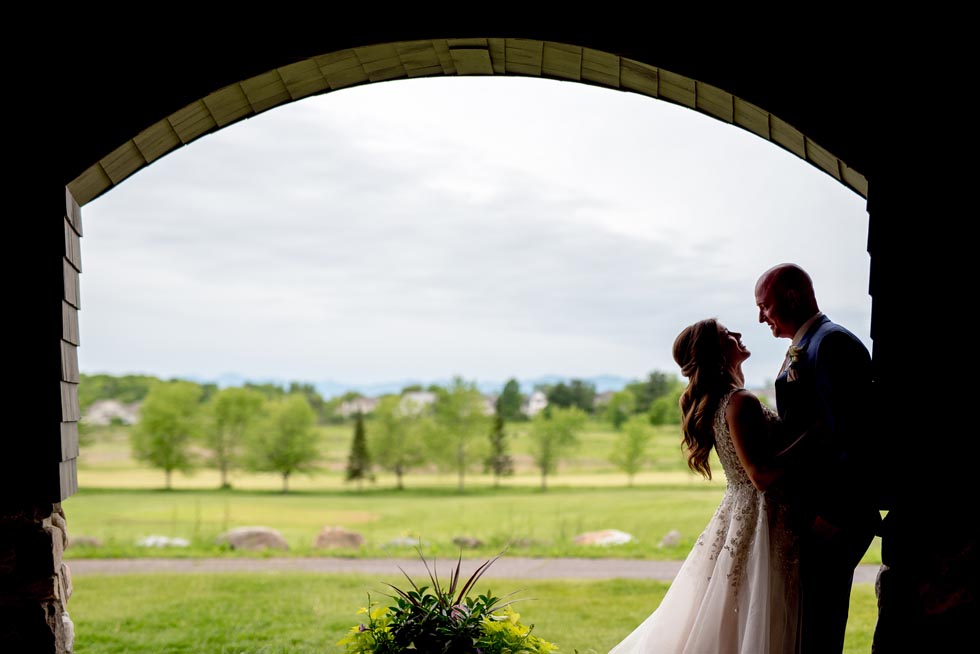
[672,318,735,479]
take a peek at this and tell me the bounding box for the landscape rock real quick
[572,529,633,546]
[137,535,190,548]
[215,526,288,551]
[660,530,683,547]
[313,526,364,550]
[67,536,104,549]
[452,536,483,549]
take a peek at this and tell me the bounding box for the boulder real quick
[452,536,483,549]
[137,535,190,548]
[67,535,104,549]
[386,536,426,548]
[216,526,288,551]
[313,526,364,550]
[660,530,683,547]
[572,529,633,546]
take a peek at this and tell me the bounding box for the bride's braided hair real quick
[672,318,730,479]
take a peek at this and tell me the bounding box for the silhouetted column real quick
[1,188,81,653]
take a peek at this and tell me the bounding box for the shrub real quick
[337,550,559,653]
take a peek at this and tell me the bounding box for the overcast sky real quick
[77,76,871,393]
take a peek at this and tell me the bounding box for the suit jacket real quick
[775,314,881,532]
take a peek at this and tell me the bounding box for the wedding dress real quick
[609,389,801,654]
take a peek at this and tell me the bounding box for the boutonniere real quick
[786,343,806,381]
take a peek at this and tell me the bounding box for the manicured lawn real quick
[62,484,882,564]
[68,572,879,653]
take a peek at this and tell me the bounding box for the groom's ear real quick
[784,289,799,309]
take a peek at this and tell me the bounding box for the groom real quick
[755,263,882,653]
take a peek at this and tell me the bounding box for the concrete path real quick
[66,557,881,585]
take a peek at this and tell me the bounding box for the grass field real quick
[65,421,883,651]
[68,572,879,653]
[68,422,882,563]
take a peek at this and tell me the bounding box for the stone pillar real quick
[0,504,74,652]
[1,186,82,653]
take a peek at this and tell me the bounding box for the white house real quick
[522,390,548,417]
[82,399,141,426]
[337,396,379,418]
[400,391,437,415]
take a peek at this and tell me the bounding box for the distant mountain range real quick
[190,373,639,400]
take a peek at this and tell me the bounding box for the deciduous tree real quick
[605,389,637,430]
[247,394,320,493]
[131,381,203,489]
[370,395,426,490]
[205,386,264,489]
[528,406,587,490]
[429,377,491,493]
[609,415,654,486]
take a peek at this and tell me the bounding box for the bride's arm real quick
[726,390,785,491]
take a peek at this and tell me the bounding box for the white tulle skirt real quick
[609,484,800,654]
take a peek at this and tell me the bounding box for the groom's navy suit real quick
[775,313,881,653]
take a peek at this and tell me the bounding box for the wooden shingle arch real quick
[67,39,868,208]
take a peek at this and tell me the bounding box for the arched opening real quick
[69,52,876,654]
[13,36,972,654]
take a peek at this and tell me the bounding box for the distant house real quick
[593,391,616,409]
[337,396,379,418]
[523,390,548,417]
[482,394,498,416]
[82,399,141,426]
[400,391,437,415]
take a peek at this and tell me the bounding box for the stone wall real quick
[0,503,74,653]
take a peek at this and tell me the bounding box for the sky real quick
[77,75,871,394]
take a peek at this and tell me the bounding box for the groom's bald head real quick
[755,263,819,339]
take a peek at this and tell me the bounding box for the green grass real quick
[68,572,879,653]
[77,420,702,489]
[62,485,729,560]
[66,423,883,652]
[67,421,882,564]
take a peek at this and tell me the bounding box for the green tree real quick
[484,414,515,487]
[649,384,684,426]
[609,415,654,486]
[244,382,287,400]
[369,395,427,490]
[345,412,373,490]
[428,377,491,493]
[495,378,524,422]
[288,381,329,424]
[626,371,676,413]
[247,394,320,493]
[528,406,587,490]
[130,381,203,489]
[79,373,160,412]
[605,388,637,430]
[204,386,264,489]
[543,379,596,413]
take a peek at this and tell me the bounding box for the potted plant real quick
[337,549,559,653]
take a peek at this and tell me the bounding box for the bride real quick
[610,319,801,654]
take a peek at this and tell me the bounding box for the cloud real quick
[78,76,870,389]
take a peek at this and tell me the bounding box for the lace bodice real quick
[712,388,779,488]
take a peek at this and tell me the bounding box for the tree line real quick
[81,372,684,491]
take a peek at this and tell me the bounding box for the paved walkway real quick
[66,557,881,585]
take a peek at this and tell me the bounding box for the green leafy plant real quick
[337,549,559,653]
